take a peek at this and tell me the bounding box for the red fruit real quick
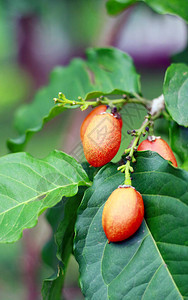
[80,105,107,141]
[80,105,122,141]
[137,137,178,167]
[83,113,121,167]
[102,186,144,242]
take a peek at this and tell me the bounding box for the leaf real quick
[169,121,188,163]
[74,153,188,299]
[8,47,140,152]
[41,188,86,300]
[163,64,188,127]
[42,200,65,270]
[106,0,136,14]
[55,187,86,263]
[42,162,94,269]
[41,265,64,300]
[106,0,188,23]
[0,150,90,243]
[181,159,188,171]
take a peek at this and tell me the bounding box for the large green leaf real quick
[106,0,188,22]
[42,162,95,269]
[41,188,86,300]
[74,152,188,299]
[41,265,64,300]
[8,47,140,152]
[41,163,94,299]
[42,200,65,270]
[55,187,86,263]
[0,150,90,243]
[163,64,188,127]
[169,121,188,163]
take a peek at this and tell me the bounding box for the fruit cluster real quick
[80,105,177,243]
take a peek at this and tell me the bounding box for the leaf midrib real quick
[144,221,183,299]
[0,183,76,216]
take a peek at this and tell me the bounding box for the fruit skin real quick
[102,186,144,242]
[83,113,121,167]
[80,105,122,141]
[137,137,178,167]
[80,105,107,141]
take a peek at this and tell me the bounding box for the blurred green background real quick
[0,1,187,299]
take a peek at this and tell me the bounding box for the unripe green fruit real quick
[102,186,144,242]
[137,137,177,167]
[83,113,121,167]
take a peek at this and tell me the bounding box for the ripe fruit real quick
[102,186,144,242]
[137,137,177,167]
[80,105,122,141]
[80,105,107,141]
[83,113,121,167]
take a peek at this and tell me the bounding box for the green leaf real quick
[106,0,188,22]
[42,162,94,269]
[74,153,188,299]
[0,150,90,243]
[41,265,64,300]
[169,121,188,163]
[55,187,86,263]
[42,200,65,270]
[107,0,136,14]
[164,64,188,127]
[181,159,188,171]
[42,188,86,300]
[8,47,140,152]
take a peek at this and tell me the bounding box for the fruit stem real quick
[120,105,164,185]
[53,92,150,111]
[123,116,151,185]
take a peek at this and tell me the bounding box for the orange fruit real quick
[83,113,121,167]
[80,105,122,142]
[102,186,144,242]
[80,105,107,142]
[137,137,177,167]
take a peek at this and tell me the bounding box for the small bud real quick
[132,156,136,163]
[111,107,117,114]
[126,155,131,161]
[145,126,149,132]
[78,96,82,100]
[129,166,134,173]
[115,112,121,119]
[58,92,63,98]
[143,133,146,137]
[127,130,131,135]
[124,148,131,155]
[132,129,136,133]
[100,95,104,100]
[96,98,100,102]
